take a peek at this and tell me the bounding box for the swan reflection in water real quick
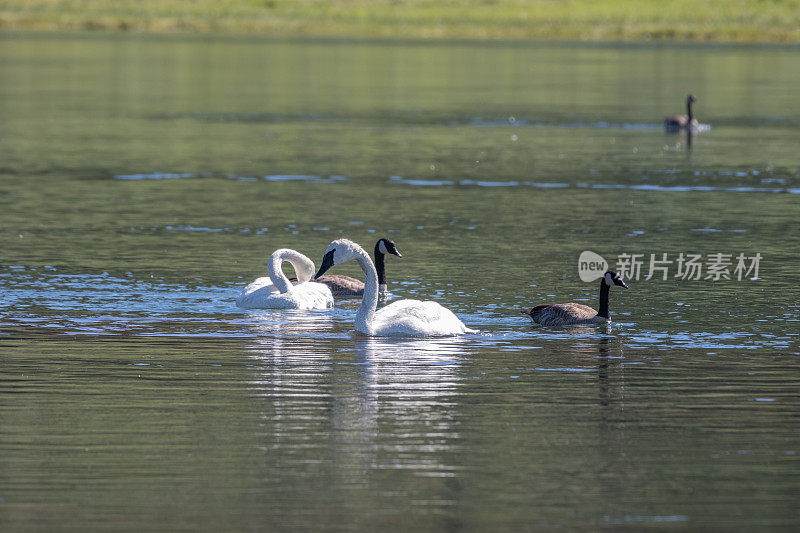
[245,333,469,485]
[245,308,339,339]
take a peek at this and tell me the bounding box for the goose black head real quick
[687,94,697,104]
[603,270,628,289]
[376,238,402,258]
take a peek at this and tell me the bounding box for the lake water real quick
[1,33,799,530]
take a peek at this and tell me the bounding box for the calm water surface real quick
[1,33,799,530]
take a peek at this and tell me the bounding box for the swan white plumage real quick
[236,248,333,310]
[314,239,473,337]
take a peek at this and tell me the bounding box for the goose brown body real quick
[314,274,365,297]
[664,114,699,130]
[664,94,699,132]
[525,303,608,326]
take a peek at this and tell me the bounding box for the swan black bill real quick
[314,249,336,280]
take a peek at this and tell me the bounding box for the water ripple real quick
[114,172,198,180]
[160,111,713,132]
[2,269,795,354]
[389,176,800,194]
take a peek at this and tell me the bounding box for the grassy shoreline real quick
[1,0,799,43]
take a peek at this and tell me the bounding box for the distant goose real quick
[522,271,628,326]
[315,238,402,297]
[664,94,699,132]
[314,239,472,337]
[236,248,333,310]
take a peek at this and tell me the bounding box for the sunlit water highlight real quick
[3,268,797,354]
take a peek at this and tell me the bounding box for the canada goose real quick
[314,239,473,336]
[236,248,333,310]
[315,238,402,297]
[522,270,628,326]
[664,94,699,132]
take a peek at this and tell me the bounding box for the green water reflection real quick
[1,33,799,530]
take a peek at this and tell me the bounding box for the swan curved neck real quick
[354,248,379,334]
[268,249,315,293]
[597,279,610,319]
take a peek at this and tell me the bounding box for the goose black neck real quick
[597,279,610,319]
[687,99,694,122]
[373,243,386,286]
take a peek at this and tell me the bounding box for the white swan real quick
[236,248,333,310]
[314,239,473,337]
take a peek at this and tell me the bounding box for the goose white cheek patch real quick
[604,272,613,286]
[378,240,388,254]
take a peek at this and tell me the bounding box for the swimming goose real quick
[664,94,699,132]
[522,271,628,326]
[314,239,472,337]
[315,238,402,297]
[236,248,333,310]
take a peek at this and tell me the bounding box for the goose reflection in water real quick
[593,335,632,495]
[557,335,630,469]
[666,127,695,153]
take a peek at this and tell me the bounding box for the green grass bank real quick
[1,0,799,43]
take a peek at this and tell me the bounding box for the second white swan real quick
[236,248,333,310]
[314,239,472,337]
